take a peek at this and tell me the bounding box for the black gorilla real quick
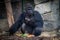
[8,3,43,36]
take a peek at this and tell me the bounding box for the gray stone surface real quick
[34,0,59,31]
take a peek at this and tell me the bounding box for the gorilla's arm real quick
[34,11,43,28]
[33,11,43,36]
[8,13,25,35]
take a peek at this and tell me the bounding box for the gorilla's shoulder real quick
[34,11,40,14]
[34,11,42,18]
[34,11,43,27]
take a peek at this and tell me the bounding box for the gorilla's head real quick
[25,3,34,14]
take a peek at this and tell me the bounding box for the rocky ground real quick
[0,35,60,40]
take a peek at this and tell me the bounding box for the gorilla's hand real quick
[33,27,42,36]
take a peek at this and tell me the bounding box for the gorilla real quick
[8,3,43,36]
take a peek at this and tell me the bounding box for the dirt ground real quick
[0,35,60,40]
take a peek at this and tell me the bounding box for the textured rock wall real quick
[34,0,59,31]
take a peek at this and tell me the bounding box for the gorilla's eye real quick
[28,9,31,10]
[27,7,32,10]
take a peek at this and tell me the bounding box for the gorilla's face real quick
[26,8,33,14]
[25,3,34,14]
